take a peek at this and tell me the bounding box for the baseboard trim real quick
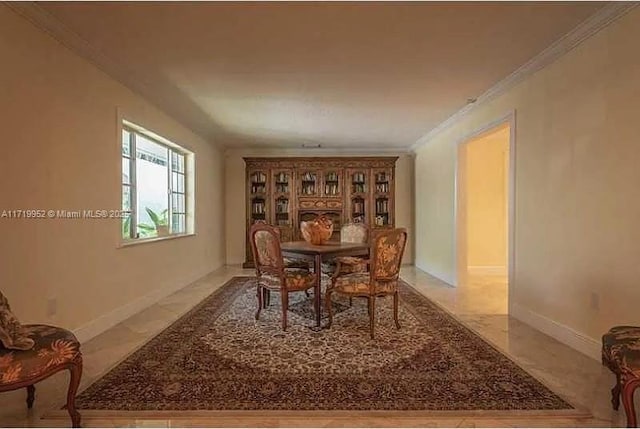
[73,264,224,344]
[415,263,456,287]
[467,265,507,276]
[511,303,601,361]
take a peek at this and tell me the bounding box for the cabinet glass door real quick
[347,169,368,224]
[298,170,319,196]
[372,168,392,227]
[323,170,342,197]
[248,170,269,224]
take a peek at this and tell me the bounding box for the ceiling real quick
[36,2,604,149]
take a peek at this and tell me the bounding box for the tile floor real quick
[0,266,633,427]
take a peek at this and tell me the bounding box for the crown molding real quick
[4,1,215,143]
[7,1,636,153]
[410,2,639,152]
[5,2,152,95]
[4,1,413,151]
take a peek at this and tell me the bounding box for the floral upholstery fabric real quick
[337,256,368,266]
[373,229,407,279]
[322,257,368,276]
[602,326,640,380]
[333,273,397,295]
[254,230,280,268]
[322,223,369,276]
[260,269,316,292]
[0,324,80,386]
[341,223,368,244]
[0,291,34,351]
[252,224,308,269]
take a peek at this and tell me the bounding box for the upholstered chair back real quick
[370,228,407,282]
[249,222,284,276]
[340,222,368,244]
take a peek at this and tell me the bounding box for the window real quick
[121,121,193,241]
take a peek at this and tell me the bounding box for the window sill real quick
[118,233,195,248]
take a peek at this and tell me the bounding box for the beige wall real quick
[414,8,640,346]
[414,136,457,284]
[225,148,414,265]
[464,126,509,269]
[0,6,225,339]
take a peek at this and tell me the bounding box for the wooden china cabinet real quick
[243,156,398,267]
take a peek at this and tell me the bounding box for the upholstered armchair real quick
[0,291,82,427]
[325,227,407,339]
[321,222,369,276]
[249,222,316,330]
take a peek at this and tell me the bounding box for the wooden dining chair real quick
[252,220,309,270]
[249,222,316,330]
[321,222,369,276]
[325,227,407,339]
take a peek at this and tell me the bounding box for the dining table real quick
[280,240,369,330]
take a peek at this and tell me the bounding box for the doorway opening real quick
[456,121,512,315]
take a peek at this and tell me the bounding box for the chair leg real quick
[255,284,263,320]
[369,295,376,339]
[325,289,334,329]
[281,291,289,331]
[349,297,353,307]
[612,373,622,410]
[26,385,35,409]
[66,357,82,428]
[393,291,401,330]
[621,378,639,428]
[262,288,269,308]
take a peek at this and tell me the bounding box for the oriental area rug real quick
[70,276,581,416]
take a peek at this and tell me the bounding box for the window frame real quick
[121,120,194,243]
